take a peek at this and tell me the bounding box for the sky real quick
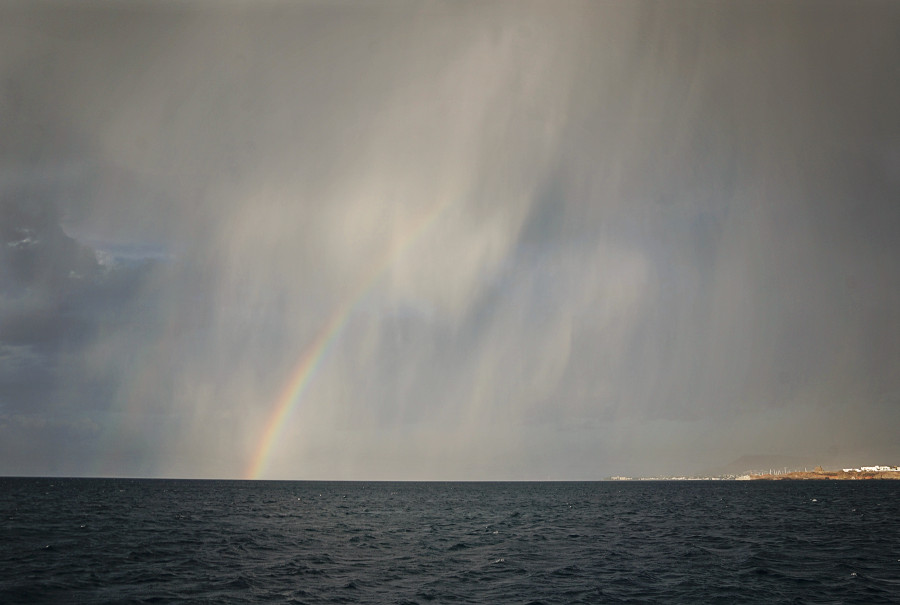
[1,0,899,480]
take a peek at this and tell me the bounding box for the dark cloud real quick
[0,194,159,474]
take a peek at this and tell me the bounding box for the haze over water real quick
[1,1,899,480]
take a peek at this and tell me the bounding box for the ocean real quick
[2,478,899,603]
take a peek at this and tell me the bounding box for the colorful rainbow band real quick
[245,197,453,479]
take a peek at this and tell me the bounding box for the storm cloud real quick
[2,0,899,479]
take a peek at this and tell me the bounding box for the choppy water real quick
[2,478,899,603]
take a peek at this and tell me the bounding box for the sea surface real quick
[2,479,899,604]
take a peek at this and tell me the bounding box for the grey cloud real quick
[0,191,160,474]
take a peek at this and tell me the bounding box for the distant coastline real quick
[745,468,900,481]
[608,464,900,481]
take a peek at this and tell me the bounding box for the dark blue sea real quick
[2,479,899,603]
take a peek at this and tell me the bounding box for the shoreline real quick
[747,470,900,480]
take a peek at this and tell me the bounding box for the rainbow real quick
[245,197,454,479]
